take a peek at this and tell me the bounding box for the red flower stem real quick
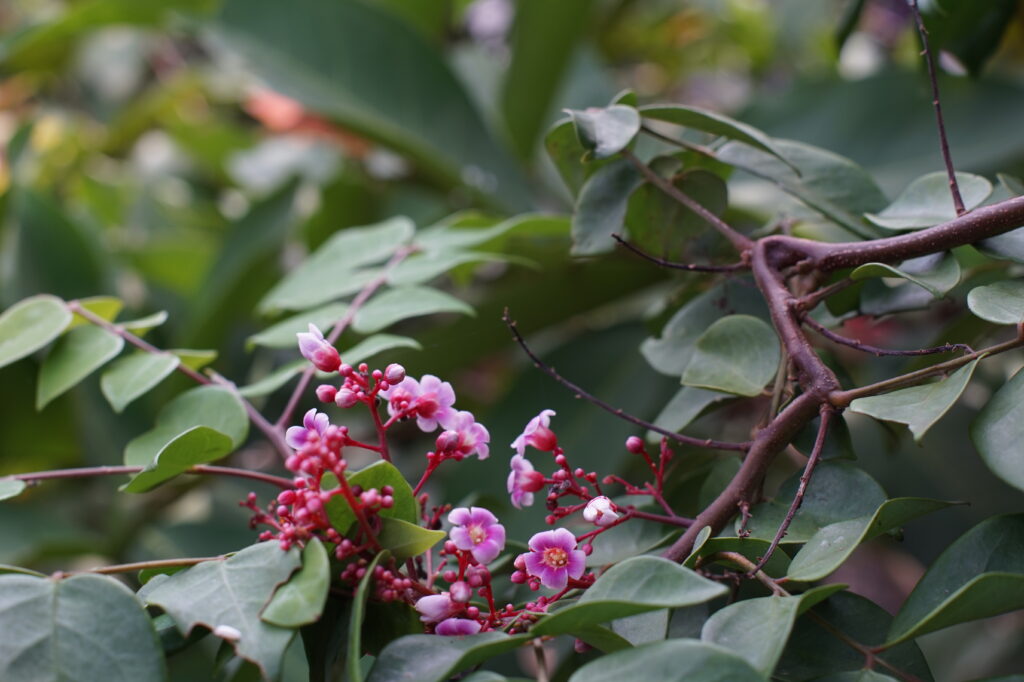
[413,460,441,496]
[336,475,381,551]
[8,464,293,489]
[369,403,392,463]
[575,511,635,542]
[645,483,678,517]
[628,508,694,528]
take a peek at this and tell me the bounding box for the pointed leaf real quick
[348,552,384,682]
[887,514,1024,646]
[414,213,567,252]
[0,479,27,501]
[121,310,169,336]
[683,536,791,578]
[144,542,302,680]
[238,361,306,398]
[567,640,764,682]
[848,358,981,442]
[100,352,180,413]
[325,461,417,537]
[67,296,123,330]
[367,632,532,682]
[682,315,780,397]
[37,326,124,409]
[262,538,330,628]
[567,105,641,160]
[641,104,793,167]
[170,348,217,372]
[971,366,1024,491]
[571,158,644,255]
[0,573,166,682]
[352,286,473,334]
[851,252,960,298]
[0,295,72,371]
[387,251,509,287]
[866,172,992,230]
[122,426,235,493]
[340,334,422,367]
[376,518,445,561]
[649,386,731,437]
[967,280,1024,325]
[247,303,349,349]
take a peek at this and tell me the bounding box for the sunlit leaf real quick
[100,352,180,413]
[67,296,122,330]
[37,325,124,409]
[0,295,72,371]
[0,479,27,502]
[682,315,780,397]
[121,310,169,336]
[170,349,217,372]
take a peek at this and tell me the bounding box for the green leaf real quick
[640,104,793,167]
[531,557,727,638]
[124,385,248,468]
[566,640,764,682]
[649,386,731,436]
[121,310,169,336]
[145,543,301,679]
[971,366,1024,492]
[211,0,528,210]
[571,158,645,255]
[886,514,1024,646]
[0,573,166,682]
[367,632,532,682]
[786,498,957,582]
[247,303,349,349]
[545,118,602,196]
[387,251,509,287]
[414,213,567,252]
[682,315,780,397]
[851,252,961,297]
[376,518,445,561]
[340,334,422,367]
[352,286,474,334]
[122,426,235,493]
[348,552,384,682]
[37,326,124,409]
[567,105,641,160]
[170,349,217,372]
[259,217,414,314]
[325,461,418,536]
[0,295,72,371]
[0,479,27,501]
[683,537,791,578]
[262,538,331,628]
[238,361,306,399]
[920,0,1017,76]
[584,518,677,568]
[67,296,122,330]
[812,672,899,682]
[858,254,957,316]
[848,358,981,443]
[967,280,1024,325]
[866,172,992,230]
[100,352,180,413]
[700,585,846,675]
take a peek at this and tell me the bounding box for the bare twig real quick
[73,555,225,576]
[802,315,972,358]
[7,464,294,489]
[909,0,965,215]
[612,234,747,272]
[502,309,750,452]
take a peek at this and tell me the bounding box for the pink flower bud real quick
[297,324,341,373]
[625,436,645,454]
[385,363,406,384]
[450,581,472,603]
[335,388,359,408]
[315,384,338,403]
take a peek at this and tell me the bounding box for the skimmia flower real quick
[296,324,341,373]
[448,506,505,564]
[379,374,456,432]
[285,409,330,449]
[522,528,586,590]
[582,496,619,526]
[507,454,545,509]
[435,618,482,636]
[511,409,557,456]
[436,410,491,460]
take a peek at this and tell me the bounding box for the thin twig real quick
[638,123,719,157]
[276,246,415,429]
[620,149,753,253]
[612,234,747,272]
[7,464,294,489]
[502,309,750,452]
[749,405,833,576]
[702,551,785,596]
[909,0,965,215]
[74,555,225,576]
[796,277,855,311]
[802,315,972,357]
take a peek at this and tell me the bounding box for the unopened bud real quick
[335,388,359,408]
[385,363,406,384]
[315,384,338,403]
[296,324,341,373]
[625,436,645,454]
[450,581,472,603]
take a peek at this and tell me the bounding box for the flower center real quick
[468,524,487,545]
[542,547,568,568]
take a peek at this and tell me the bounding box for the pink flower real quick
[436,410,490,460]
[582,496,619,526]
[522,528,586,590]
[507,454,545,509]
[511,409,557,456]
[415,593,458,623]
[296,324,341,373]
[435,618,482,636]
[448,507,505,564]
[379,374,456,432]
[285,408,330,449]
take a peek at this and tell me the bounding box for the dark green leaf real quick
[568,105,641,160]
[851,252,960,297]
[859,253,958,316]
[813,672,898,682]
[37,326,124,409]
[967,280,1024,325]
[376,518,445,561]
[262,538,331,628]
[585,517,677,567]
[649,386,731,436]
[682,315,780,397]
[641,104,792,167]
[348,552,384,682]
[368,632,532,682]
[122,426,235,493]
[566,639,764,682]
[570,158,644,255]
[0,573,166,682]
[0,479,27,501]
[0,295,72,371]
[100,352,180,413]
[609,609,668,646]
[866,172,992,230]
[971,367,1024,492]
[143,542,302,680]
[353,286,474,334]
[920,0,1017,75]
[848,357,980,443]
[683,536,791,578]
[325,460,418,535]
[887,514,1024,645]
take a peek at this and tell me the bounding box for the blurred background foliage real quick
[1,0,1024,678]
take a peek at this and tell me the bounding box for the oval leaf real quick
[967,280,1024,325]
[0,479,27,501]
[866,172,992,230]
[261,538,330,627]
[353,286,474,335]
[567,639,764,682]
[376,518,445,561]
[339,334,422,366]
[122,426,235,493]
[570,158,645,255]
[37,326,124,409]
[0,295,71,371]
[682,315,780,397]
[368,632,531,682]
[325,460,418,535]
[67,296,123,330]
[247,302,349,349]
[567,105,641,160]
[100,352,180,413]
[851,252,960,298]
[971,365,1024,491]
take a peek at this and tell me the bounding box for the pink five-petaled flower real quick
[296,324,341,373]
[435,618,482,636]
[435,410,491,460]
[583,496,619,527]
[522,528,586,591]
[379,374,456,432]
[448,506,505,564]
[507,454,545,509]
[414,593,458,623]
[511,409,557,457]
[285,408,331,449]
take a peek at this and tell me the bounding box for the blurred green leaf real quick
[851,252,960,297]
[568,105,641,160]
[886,514,1024,645]
[0,479,27,502]
[37,326,124,409]
[170,349,217,372]
[682,315,780,397]
[641,104,792,167]
[238,361,306,399]
[0,295,72,371]
[387,252,510,287]
[866,172,992,230]
[352,286,474,334]
[567,640,764,682]
[262,538,330,628]
[571,158,644,255]
[248,303,349,350]
[376,518,445,561]
[100,352,179,413]
[67,296,122,330]
[967,280,1024,325]
[971,366,1024,492]
[340,334,422,366]
[122,425,234,493]
[347,552,384,682]
[0,573,166,682]
[121,311,169,336]
[920,0,1017,76]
